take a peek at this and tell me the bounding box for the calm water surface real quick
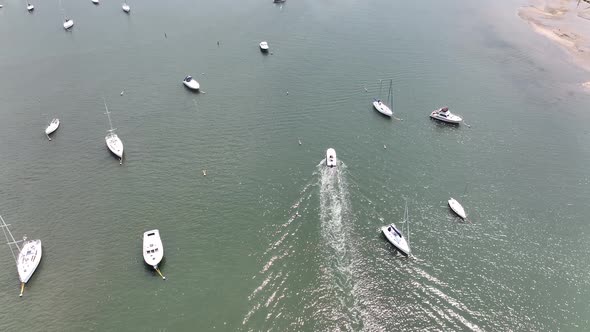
[0,0,588,330]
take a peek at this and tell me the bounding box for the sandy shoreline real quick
[518,0,590,89]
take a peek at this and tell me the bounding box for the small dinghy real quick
[91,0,99,4]
[372,99,393,117]
[103,100,124,164]
[0,215,42,297]
[45,118,60,140]
[430,107,462,124]
[448,197,466,219]
[259,41,269,52]
[381,201,411,256]
[27,3,34,11]
[182,75,200,91]
[122,2,130,13]
[63,18,74,30]
[143,229,166,280]
[326,148,337,168]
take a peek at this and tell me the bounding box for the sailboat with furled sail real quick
[0,214,42,297]
[103,99,124,164]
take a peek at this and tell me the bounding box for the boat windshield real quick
[185,76,192,81]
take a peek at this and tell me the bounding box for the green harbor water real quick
[0,0,589,330]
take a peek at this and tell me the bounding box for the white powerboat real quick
[103,100,124,164]
[45,118,60,140]
[372,99,393,117]
[381,223,410,256]
[63,18,74,30]
[143,229,166,279]
[183,75,200,91]
[326,148,337,168]
[0,215,42,297]
[259,41,269,52]
[430,107,462,124]
[122,2,130,13]
[27,3,34,11]
[91,0,99,4]
[448,197,466,219]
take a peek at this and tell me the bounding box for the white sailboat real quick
[448,197,466,219]
[325,148,337,168]
[26,3,34,11]
[63,18,74,30]
[143,229,166,280]
[122,2,130,13]
[103,99,124,164]
[0,215,43,297]
[45,118,60,141]
[381,201,411,256]
[182,75,200,91]
[373,79,394,118]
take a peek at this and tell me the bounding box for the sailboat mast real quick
[0,215,21,264]
[103,98,114,131]
[388,79,393,110]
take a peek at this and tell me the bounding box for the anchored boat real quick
[103,99,124,164]
[448,197,466,219]
[259,41,269,52]
[63,18,74,30]
[45,118,60,140]
[143,229,166,280]
[122,2,130,13]
[183,75,200,91]
[430,107,462,124]
[326,148,337,168]
[0,215,42,297]
[373,79,394,118]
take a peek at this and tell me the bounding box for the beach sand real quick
[519,0,590,88]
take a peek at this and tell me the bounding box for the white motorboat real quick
[122,2,130,13]
[259,41,269,52]
[27,3,34,11]
[143,229,166,279]
[91,0,99,4]
[183,75,200,91]
[372,99,393,117]
[0,215,42,297]
[430,107,462,124]
[326,148,337,168]
[448,197,466,219]
[63,18,74,30]
[381,223,410,256]
[45,118,60,140]
[103,100,124,164]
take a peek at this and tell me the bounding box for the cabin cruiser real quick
[122,2,130,13]
[259,41,269,52]
[143,229,166,279]
[326,148,337,168]
[430,107,462,124]
[372,99,393,117]
[381,223,410,256]
[183,76,200,91]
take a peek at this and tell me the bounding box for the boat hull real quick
[448,198,466,219]
[430,109,462,124]
[63,20,74,30]
[143,229,164,268]
[183,80,200,91]
[326,148,337,168]
[105,133,124,158]
[17,239,42,283]
[372,100,393,117]
[259,42,269,52]
[381,224,410,256]
[45,119,60,135]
